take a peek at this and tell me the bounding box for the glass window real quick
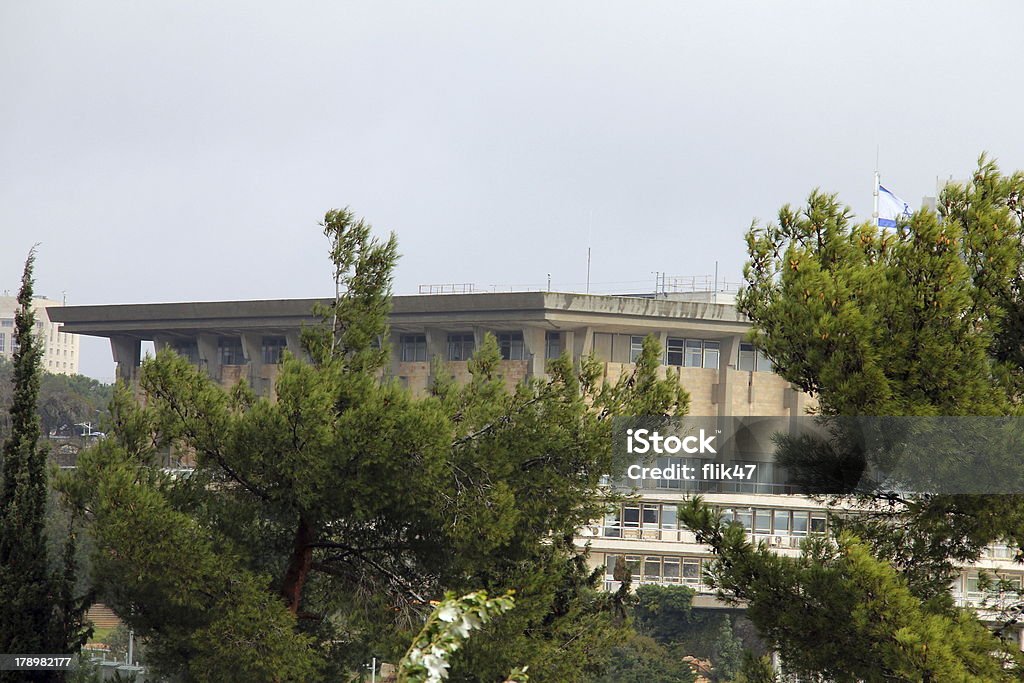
[0,333,4,353]
[966,574,980,594]
[629,335,645,363]
[644,557,661,582]
[736,509,753,533]
[642,504,659,529]
[738,342,756,371]
[666,338,685,366]
[603,510,621,538]
[545,332,561,359]
[261,336,287,365]
[756,349,774,372]
[810,514,827,534]
[685,339,703,367]
[218,337,246,365]
[774,510,790,533]
[0,319,12,327]
[663,557,681,582]
[624,556,641,579]
[400,334,427,362]
[703,341,720,369]
[171,340,199,364]
[447,333,475,361]
[605,555,620,577]
[497,332,525,361]
[755,510,772,534]
[623,505,640,529]
[792,511,809,536]
[682,559,700,584]
[661,506,678,529]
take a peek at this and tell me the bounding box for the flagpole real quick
[873,170,880,228]
[873,146,880,227]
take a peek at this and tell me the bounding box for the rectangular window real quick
[736,509,753,533]
[662,557,681,582]
[497,332,525,361]
[643,556,662,582]
[810,513,827,535]
[605,555,621,577]
[682,559,700,585]
[624,555,642,580]
[756,349,773,372]
[629,335,645,363]
[218,337,246,365]
[1,319,13,327]
[400,334,427,362]
[738,342,756,371]
[703,340,720,369]
[170,340,199,364]
[545,332,562,359]
[603,510,621,538]
[447,333,475,361]
[774,510,790,533]
[792,511,809,536]
[755,509,772,534]
[661,505,678,530]
[685,339,703,367]
[623,505,640,529]
[642,504,659,529]
[666,337,685,366]
[0,333,4,353]
[261,336,287,365]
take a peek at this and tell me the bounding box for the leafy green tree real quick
[64,209,688,682]
[0,248,91,682]
[679,156,1024,680]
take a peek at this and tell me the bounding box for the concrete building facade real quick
[48,291,1024,646]
[0,295,80,375]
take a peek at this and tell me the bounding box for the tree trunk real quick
[280,515,313,615]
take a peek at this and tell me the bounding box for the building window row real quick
[600,502,827,541]
[738,342,773,372]
[604,553,706,589]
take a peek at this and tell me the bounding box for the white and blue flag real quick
[877,185,912,228]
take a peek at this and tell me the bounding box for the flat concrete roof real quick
[48,292,749,340]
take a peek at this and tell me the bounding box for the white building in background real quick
[0,295,80,375]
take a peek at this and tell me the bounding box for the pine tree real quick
[64,210,689,682]
[679,156,1024,680]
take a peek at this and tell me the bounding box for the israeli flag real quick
[877,185,912,228]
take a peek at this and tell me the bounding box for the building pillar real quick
[284,331,305,363]
[522,327,546,378]
[241,332,265,387]
[196,334,220,380]
[716,334,742,418]
[572,326,593,367]
[110,336,141,382]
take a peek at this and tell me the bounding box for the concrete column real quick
[196,334,220,380]
[716,334,742,418]
[153,335,172,355]
[424,328,447,363]
[523,327,546,377]
[110,336,141,382]
[562,330,574,363]
[656,331,669,365]
[387,331,403,378]
[285,331,305,362]
[572,326,593,364]
[241,332,265,386]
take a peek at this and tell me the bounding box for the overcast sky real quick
[4,2,1024,380]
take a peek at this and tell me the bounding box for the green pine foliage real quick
[0,249,91,682]
[679,156,1024,680]
[63,209,689,682]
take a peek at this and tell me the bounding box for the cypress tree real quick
[0,248,90,682]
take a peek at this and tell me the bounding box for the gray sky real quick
[4,2,1023,380]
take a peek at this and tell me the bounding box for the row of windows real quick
[167,336,289,366]
[629,337,771,371]
[605,553,706,586]
[399,332,564,363]
[601,502,827,538]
